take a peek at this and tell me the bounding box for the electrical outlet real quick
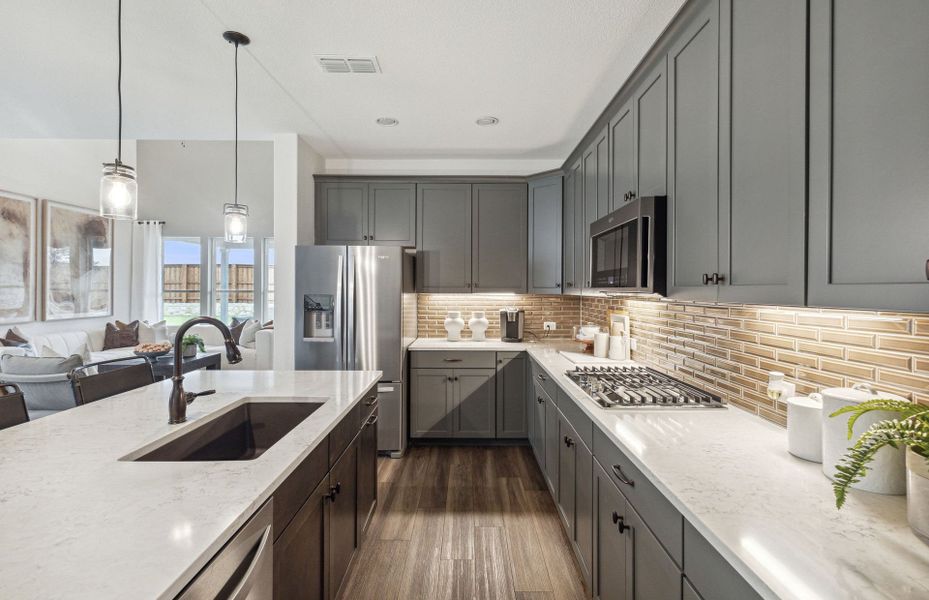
[543,321,557,331]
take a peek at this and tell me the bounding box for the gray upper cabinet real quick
[562,167,578,292]
[528,175,563,294]
[717,0,806,306]
[318,182,368,245]
[667,0,720,301]
[368,182,416,246]
[417,183,473,293]
[609,100,636,211]
[635,59,667,199]
[472,183,528,293]
[808,0,929,311]
[571,160,586,291]
[583,128,608,287]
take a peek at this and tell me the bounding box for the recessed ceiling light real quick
[476,116,499,126]
[376,117,399,127]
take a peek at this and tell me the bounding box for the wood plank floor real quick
[337,446,588,600]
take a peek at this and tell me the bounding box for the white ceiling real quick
[0,0,684,163]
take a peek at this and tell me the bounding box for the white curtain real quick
[130,221,164,322]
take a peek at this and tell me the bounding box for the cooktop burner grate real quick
[565,366,724,408]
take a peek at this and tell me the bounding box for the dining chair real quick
[70,357,157,405]
[0,384,29,430]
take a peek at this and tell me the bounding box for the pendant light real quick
[223,31,250,243]
[99,0,138,220]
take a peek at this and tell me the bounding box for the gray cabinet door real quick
[683,577,704,600]
[610,100,636,211]
[808,0,929,311]
[667,0,720,301]
[531,382,547,470]
[416,184,472,292]
[635,58,667,198]
[472,183,528,293]
[410,368,453,437]
[572,159,587,291]
[454,368,496,438]
[558,415,577,539]
[368,182,416,246]
[544,395,560,497]
[717,0,806,306]
[496,352,527,438]
[582,129,608,287]
[329,438,358,599]
[627,502,681,600]
[575,440,593,591]
[318,182,368,245]
[562,166,577,292]
[528,176,563,294]
[594,461,629,600]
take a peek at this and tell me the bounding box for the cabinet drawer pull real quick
[563,435,574,448]
[537,396,545,404]
[611,464,635,487]
[366,415,379,427]
[443,358,463,362]
[365,395,378,406]
[536,373,547,382]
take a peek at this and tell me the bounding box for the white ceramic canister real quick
[468,311,489,342]
[608,335,629,361]
[444,311,465,342]
[593,332,610,358]
[787,393,823,463]
[821,384,907,495]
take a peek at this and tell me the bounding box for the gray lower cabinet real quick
[496,352,527,438]
[626,502,681,599]
[410,367,454,437]
[562,164,578,292]
[808,0,929,311]
[667,0,721,301]
[328,438,358,599]
[543,388,560,497]
[594,459,630,600]
[472,183,528,293]
[318,181,368,245]
[528,175,563,293]
[357,406,378,539]
[316,181,416,246]
[557,416,577,540]
[718,0,806,306]
[417,183,473,292]
[530,381,547,469]
[575,437,594,590]
[682,577,703,600]
[683,520,762,600]
[368,182,416,246]
[454,368,496,438]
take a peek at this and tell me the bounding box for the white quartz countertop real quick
[517,343,929,600]
[414,339,929,596]
[0,370,380,600]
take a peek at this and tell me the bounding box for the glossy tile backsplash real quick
[581,297,929,425]
[417,294,580,340]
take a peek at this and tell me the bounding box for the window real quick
[263,239,275,321]
[212,238,256,323]
[162,238,203,326]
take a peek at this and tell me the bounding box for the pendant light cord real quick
[117,0,123,165]
[233,40,239,207]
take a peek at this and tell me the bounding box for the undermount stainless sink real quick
[132,399,325,462]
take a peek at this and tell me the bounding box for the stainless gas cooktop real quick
[566,366,724,409]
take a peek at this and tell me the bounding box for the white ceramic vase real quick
[444,311,464,342]
[907,448,929,545]
[468,311,489,341]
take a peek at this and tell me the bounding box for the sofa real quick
[183,324,274,370]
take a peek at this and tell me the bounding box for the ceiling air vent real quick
[315,55,381,74]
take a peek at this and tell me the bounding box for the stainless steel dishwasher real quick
[176,499,273,600]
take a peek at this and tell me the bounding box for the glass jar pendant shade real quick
[100,162,138,219]
[224,203,248,243]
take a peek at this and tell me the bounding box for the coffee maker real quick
[499,308,525,342]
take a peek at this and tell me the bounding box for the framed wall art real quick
[43,201,113,321]
[0,192,37,324]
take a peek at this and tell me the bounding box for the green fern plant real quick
[830,399,929,509]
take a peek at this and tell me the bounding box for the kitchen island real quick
[410,338,929,599]
[0,369,380,600]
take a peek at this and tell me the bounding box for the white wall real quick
[137,140,274,237]
[0,138,135,337]
[273,134,324,371]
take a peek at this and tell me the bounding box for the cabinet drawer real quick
[556,388,592,450]
[529,358,557,401]
[272,439,328,542]
[410,350,495,369]
[329,399,364,468]
[593,427,683,566]
[683,520,762,600]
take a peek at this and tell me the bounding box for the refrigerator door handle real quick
[334,253,344,370]
[346,251,356,370]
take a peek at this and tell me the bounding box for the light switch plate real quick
[543,321,557,331]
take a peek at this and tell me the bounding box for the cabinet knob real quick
[702,273,710,285]
[711,273,726,285]
[448,376,453,382]
[474,282,480,288]
[566,281,574,287]
[563,435,574,447]
[369,234,374,240]
[555,282,561,288]
[537,396,545,404]
[363,235,368,240]
[466,283,472,289]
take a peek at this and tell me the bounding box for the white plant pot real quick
[468,311,489,342]
[444,311,464,342]
[907,448,929,545]
[182,344,198,358]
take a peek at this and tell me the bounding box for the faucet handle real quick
[184,389,216,404]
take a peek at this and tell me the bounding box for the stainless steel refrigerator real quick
[295,245,416,457]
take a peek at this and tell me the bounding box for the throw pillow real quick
[261,320,274,330]
[138,320,168,344]
[104,320,140,350]
[41,344,92,364]
[229,319,246,345]
[1,328,29,347]
[239,319,262,346]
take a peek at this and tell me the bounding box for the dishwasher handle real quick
[229,521,273,600]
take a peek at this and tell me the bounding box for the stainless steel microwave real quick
[589,196,666,294]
